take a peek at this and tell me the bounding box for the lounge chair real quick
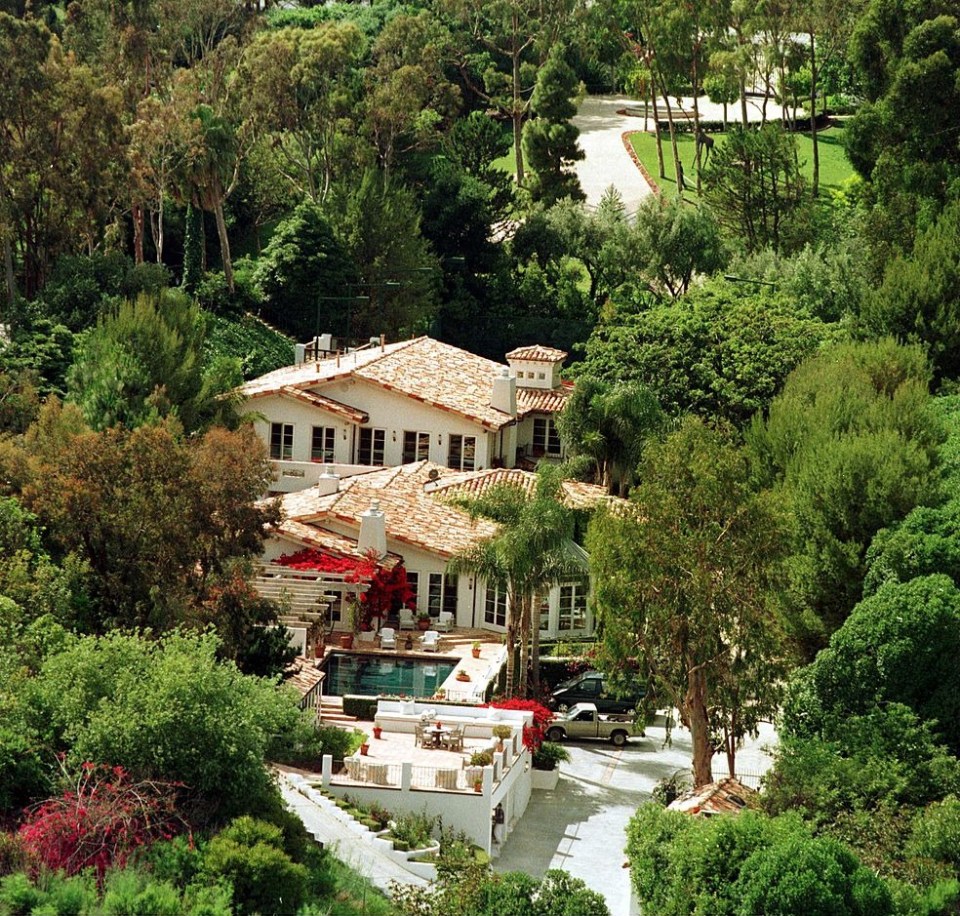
[399,608,415,630]
[380,627,397,650]
[420,630,440,652]
[434,611,454,632]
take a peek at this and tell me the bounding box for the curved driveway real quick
[572,95,654,217]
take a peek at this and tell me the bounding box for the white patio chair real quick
[380,627,397,650]
[420,630,440,652]
[399,608,415,630]
[434,611,454,632]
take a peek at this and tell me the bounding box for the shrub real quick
[18,763,185,879]
[389,811,437,850]
[469,750,493,768]
[532,742,570,772]
[342,695,380,720]
[202,816,308,916]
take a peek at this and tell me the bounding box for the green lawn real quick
[629,125,854,200]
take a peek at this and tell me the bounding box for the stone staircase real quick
[319,696,357,726]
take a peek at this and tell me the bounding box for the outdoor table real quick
[423,725,450,748]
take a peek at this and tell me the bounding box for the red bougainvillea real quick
[273,548,378,580]
[488,699,554,752]
[273,549,415,630]
[19,762,186,881]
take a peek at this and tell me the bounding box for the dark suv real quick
[549,670,644,715]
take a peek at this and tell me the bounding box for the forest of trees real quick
[3,0,960,912]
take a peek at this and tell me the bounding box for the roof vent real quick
[427,468,440,481]
[314,471,340,496]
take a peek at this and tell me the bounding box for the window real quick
[538,593,550,631]
[428,573,443,616]
[442,575,458,616]
[358,428,385,465]
[406,572,420,610]
[311,426,336,462]
[270,423,293,460]
[447,434,476,471]
[484,585,507,627]
[558,584,588,631]
[403,430,430,463]
[538,372,545,380]
[533,418,562,456]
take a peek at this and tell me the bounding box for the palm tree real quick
[447,468,586,698]
[556,378,665,496]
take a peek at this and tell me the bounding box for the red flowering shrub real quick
[488,699,554,752]
[273,548,378,579]
[18,762,186,881]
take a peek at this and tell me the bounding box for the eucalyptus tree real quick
[588,417,791,786]
[448,469,585,697]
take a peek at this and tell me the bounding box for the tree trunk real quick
[3,233,15,313]
[132,203,145,264]
[692,53,702,193]
[517,593,530,697]
[531,596,541,696]
[685,666,713,788]
[512,44,525,186]
[651,90,665,180]
[213,199,234,293]
[505,613,516,698]
[810,30,819,198]
[657,75,683,195]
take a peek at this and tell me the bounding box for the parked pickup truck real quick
[545,703,643,747]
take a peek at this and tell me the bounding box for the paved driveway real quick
[493,719,777,916]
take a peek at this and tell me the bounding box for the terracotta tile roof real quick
[271,518,401,567]
[429,468,619,511]
[283,658,325,699]
[277,387,368,423]
[506,345,568,362]
[240,339,420,398]
[517,386,570,416]
[276,462,500,559]
[240,337,524,431]
[667,778,760,816]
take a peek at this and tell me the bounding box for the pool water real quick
[323,653,456,698]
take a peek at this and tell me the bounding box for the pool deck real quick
[320,629,504,702]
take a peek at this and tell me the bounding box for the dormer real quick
[505,345,568,390]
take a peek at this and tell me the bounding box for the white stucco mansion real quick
[242,336,619,641]
[240,336,571,493]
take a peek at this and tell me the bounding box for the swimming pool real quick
[322,653,457,698]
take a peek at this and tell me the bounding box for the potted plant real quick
[473,779,483,793]
[531,741,570,791]
[471,641,482,659]
[493,724,512,751]
[465,749,492,787]
[456,670,471,682]
[359,740,370,756]
[372,722,383,740]
[417,612,431,631]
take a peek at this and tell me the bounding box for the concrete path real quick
[492,719,777,916]
[572,95,655,217]
[278,772,429,896]
[572,94,791,215]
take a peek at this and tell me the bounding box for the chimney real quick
[491,368,517,416]
[294,343,306,366]
[358,499,387,558]
[314,471,340,496]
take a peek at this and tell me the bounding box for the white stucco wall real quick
[248,379,521,472]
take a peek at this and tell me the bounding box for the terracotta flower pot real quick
[360,743,369,756]
[471,648,481,659]
[373,727,382,740]
[417,618,430,631]
[340,634,354,649]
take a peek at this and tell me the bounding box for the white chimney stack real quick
[314,471,340,496]
[358,499,387,558]
[491,368,517,417]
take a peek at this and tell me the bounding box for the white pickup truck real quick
[545,703,643,747]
